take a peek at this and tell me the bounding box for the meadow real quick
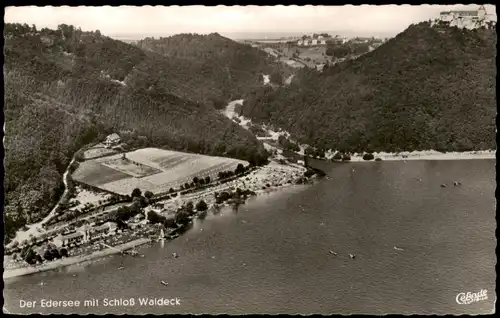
[83,145,118,160]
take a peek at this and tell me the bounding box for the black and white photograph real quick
[2,4,496,315]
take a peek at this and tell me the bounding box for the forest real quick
[135,33,291,107]
[3,23,273,242]
[241,22,497,154]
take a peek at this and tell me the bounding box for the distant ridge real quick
[241,21,497,153]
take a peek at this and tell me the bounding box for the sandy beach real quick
[3,238,151,279]
[155,161,307,211]
[325,150,496,162]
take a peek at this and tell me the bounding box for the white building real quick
[311,39,318,45]
[104,133,121,147]
[439,5,489,29]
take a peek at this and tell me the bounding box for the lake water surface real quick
[4,160,496,315]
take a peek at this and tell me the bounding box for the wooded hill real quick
[135,33,290,108]
[3,23,274,242]
[241,22,497,154]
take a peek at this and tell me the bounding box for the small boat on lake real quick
[329,250,337,256]
[394,246,404,251]
[161,281,168,286]
[349,254,356,259]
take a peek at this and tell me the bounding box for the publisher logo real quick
[456,289,488,305]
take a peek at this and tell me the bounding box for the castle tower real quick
[478,5,487,20]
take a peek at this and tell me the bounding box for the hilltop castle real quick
[438,5,492,29]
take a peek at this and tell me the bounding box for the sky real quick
[4,5,497,39]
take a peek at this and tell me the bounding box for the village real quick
[244,32,387,69]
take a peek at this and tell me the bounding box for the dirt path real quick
[9,154,78,246]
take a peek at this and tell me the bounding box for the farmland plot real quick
[72,161,131,186]
[72,148,248,195]
[101,157,162,178]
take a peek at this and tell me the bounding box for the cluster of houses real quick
[53,222,118,247]
[297,35,348,47]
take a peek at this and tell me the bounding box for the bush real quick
[363,153,375,161]
[59,248,69,257]
[131,188,142,198]
[196,200,208,211]
[342,154,351,161]
[333,152,342,160]
[375,157,382,161]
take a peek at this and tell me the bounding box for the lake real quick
[4,160,496,315]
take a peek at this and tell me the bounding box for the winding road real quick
[9,155,77,246]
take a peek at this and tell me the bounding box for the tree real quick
[196,200,208,211]
[205,176,211,184]
[175,209,190,225]
[147,210,162,223]
[184,182,190,189]
[35,254,43,264]
[43,249,54,261]
[131,188,142,198]
[186,201,194,215]
[59,248,68,257]
[51,248,61,259]
[169,188,175,193]
[235,163,245,175]
[342,154,351,161]
[305,147,315,157]
[144,191,154,199]
[363,153,374,160]
[193,177,199,184]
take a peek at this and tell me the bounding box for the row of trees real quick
[214,188,257,204]
[147,198,209,229]
[17,244,69,265]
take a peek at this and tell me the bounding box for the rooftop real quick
[440,10,479,15]
[106,133,120,140]
[61,232,84,240]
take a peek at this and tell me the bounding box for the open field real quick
[101,157,162,178]
[72,161,131,186]
[71,148,248,195]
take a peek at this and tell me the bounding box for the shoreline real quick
[4,162,310,279]
[3,238,151,280]
[323,150,496,162]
